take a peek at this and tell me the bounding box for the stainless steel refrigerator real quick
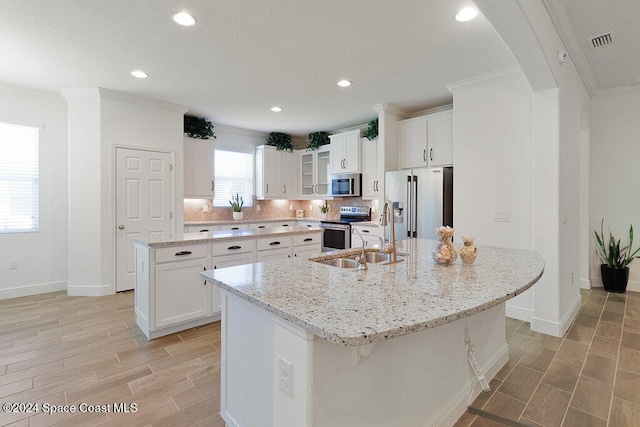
[384,167,453,241]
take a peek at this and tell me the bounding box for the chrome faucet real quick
[380,200,398,263]
[351,228,368,270]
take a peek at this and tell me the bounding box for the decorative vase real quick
[432,226,457,264]
[233,212,243,221]
[320,212,328,221]
[600,264,629,293]
[459,235,478,265]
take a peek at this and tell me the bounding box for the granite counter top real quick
[184,217,321,226]
[202,239,544,346]
[134,225,321,248]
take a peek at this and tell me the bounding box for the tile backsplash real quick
[184,197,378,222]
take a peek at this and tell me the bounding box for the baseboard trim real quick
[530,294,581,337]
[432,343,509,427]
[505,305,532,322]
[0,281,67,300]
[67,284,114,297]
[220,410,240,427]
[579,278,591,290]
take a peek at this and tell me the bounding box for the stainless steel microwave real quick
[330,173,361,197]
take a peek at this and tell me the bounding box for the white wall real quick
[591,92,640,292]
[214,123,268,153]
[0,85,68,299]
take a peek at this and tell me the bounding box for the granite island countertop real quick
[134,225,321,248]
[202,238,544,346]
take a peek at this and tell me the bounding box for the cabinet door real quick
[184,138,214,198]
[300,151,315,197]
[255,146,282,199]
[427,111,453,167]
[399,117,428,169]
[256,248,291,262]
[155,259,210,328]
[361,138,378,199]
[342,131,361,173]
[281,151,298,198]
[211,253,256,315]
[315,147,331,196]
[293,245,321,258]
[330,134,345,174]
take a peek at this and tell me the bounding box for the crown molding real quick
[372,102,411,119]
[97,88,189,114]
[0,83,65,104]
[446,66,523,94]
[594,84,640,99]
[213,123,269,138]
[410,104,453,118]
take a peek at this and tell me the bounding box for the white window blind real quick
[213,149,253,208]
[0,122,39,233]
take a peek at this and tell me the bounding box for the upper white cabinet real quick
[255,145,283,199]
[361,137,380,200]
[184,137,214,198]
[255,145,299,200]
[300,145,331,198]
[398,110,453,169]
[330,129,361,174]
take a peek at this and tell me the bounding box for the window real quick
[213,149,253,208]
[0,122,39,233]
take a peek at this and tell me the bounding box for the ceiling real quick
[2,1,637,137]
[543,0,640,96]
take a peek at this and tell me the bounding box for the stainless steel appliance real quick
[384,167,453,241]
[319,206,371,252]
[330,173,361,197]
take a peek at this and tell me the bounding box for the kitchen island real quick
[202,238,544,427]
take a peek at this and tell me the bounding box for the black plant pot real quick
[600,264,629,293]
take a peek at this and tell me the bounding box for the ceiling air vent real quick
[588,32,616,50]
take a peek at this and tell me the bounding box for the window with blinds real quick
[0,122,39,233]
[213,149,254,208]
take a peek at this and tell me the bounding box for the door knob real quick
[118,224,125,230]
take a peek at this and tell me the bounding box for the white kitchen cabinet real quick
[350,224,381,249]
[250,222,274,229]
[361,137,380,200]
[184,137,215,198]
[292,233,322,258]
[300,145,331,198]
[296,220,319,228]
[330,129,361,174]
[219,223,250,231]
[256,235,292,262]
[255,145,283,199]
[186,225,219,233]
[272,220,295,227]
[398,110,453,169]
[211,240,256,313]
[281,150,299,198]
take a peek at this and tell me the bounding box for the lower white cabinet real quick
[256,236,292,262]
[219,223,250,231]
[292,233,322,258]
[351,225,381,249]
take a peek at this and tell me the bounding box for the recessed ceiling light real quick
[131,70,148,79]
[455,7,478,22]
[173,12,196,26]
[337,80,352,87]
[271,106,282,112]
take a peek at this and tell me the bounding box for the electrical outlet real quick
[279,358,293,397]
[256,204,260,212]
[9,258,18,269]
[493,210,510,222]
[203,204,209,213]
[289,204,293,211]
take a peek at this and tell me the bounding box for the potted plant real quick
[364,118,378,141]
[307,131,330,151]
[230,193,244,221]
[318,200,330,221]
[594,219,640,293]
[184,116,216,140]
[266,132,293,152]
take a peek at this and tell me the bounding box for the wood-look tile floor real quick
[0,291,225,427]
[455,288,640,427]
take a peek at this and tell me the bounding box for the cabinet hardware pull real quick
[231,227,239,230]
[303,238,313,242]
[269,241,281,246]
[199,229,209,232]
[306,225,312,227]
[281,224,289,227]
[212,181,214,192]
[423,149,426,162]
[430,148,433,161]
[258,226,266,228]
[228,245,242,250]
[283,184,287,193]
[118,224,125,230]
[203,266,207,285]
[362,229,370,233]
[175,251,192,256]
[266,183,269,193]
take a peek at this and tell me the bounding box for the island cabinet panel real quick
[155,258,211,328]
[292,233,322,258]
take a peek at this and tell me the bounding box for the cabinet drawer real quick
[256,236,292,251]
[272,221,294,227]
[250,222,274,230]
[155,244,209,263]
[219,224,250,231]
[293,233,321,246]
[211,239,256,256]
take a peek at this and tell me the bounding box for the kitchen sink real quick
[346,252,391,263]
[315,258,360,268]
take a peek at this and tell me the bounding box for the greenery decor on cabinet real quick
[184,116,216,140]
[307,131,330,151]
[267,132,293,152]
[364,118,378,141]
[594,219,640,293]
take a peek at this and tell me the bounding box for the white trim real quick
[98,88,189,114]
[505,304,533,322]
[431,343,509,427]
[530,293,581,337]
[214,123,269,139]
[446,65,523,94]
[410,104,453,118]
[0,281,67,300]
[372,102,412,119]
[220,410,240,427]
[67,284,113,297]
[594,84,640,99]
[144,314,220,340]
[272,316,314,341]
[0,83,65,104]
[580,278,591,290]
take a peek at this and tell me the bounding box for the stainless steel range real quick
[318,206,371,252]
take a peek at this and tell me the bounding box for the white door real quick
[116,148,172,292]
